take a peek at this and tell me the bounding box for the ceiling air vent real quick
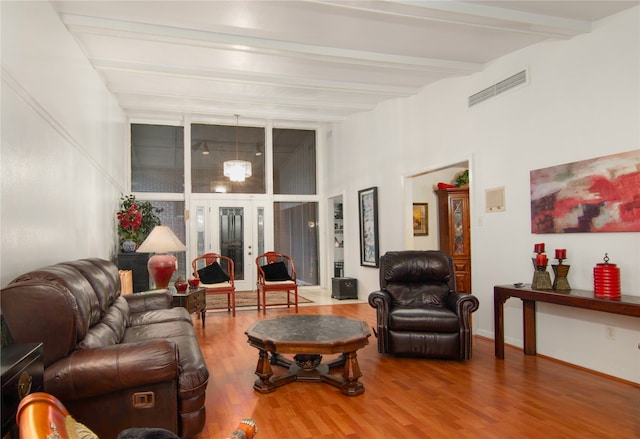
[468,69,527,107]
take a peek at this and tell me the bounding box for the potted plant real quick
[455,169,469,187]
[117,195,162,252]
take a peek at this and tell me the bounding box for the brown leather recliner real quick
[368,251,479,360]
[1,258,209,438]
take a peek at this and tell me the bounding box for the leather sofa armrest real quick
[45,339,179,401]
[368,289,392,353]
[125,290,172,313]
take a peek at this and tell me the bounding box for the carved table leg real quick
[253,349,276,393]
[340,351,364,396]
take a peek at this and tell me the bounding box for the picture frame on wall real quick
[530,149,640,233]
[358,186,379,267]
[413,203,428,236]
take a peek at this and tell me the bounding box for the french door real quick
[191,200,266,292]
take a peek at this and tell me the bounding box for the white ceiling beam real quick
[91,59,422,97]
[114,89,378,113]
[314,0,592,38]
[123,103,349,123]
[60,13,482,75]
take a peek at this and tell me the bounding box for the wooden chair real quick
[255,251,298,315]
[192,253,236,317]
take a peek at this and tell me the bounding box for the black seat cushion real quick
[197,262,229,284]
[389,305,459,332]
[261,262,291,281]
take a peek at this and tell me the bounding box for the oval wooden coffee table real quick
[245,315,371,396]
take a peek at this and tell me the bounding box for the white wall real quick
[1,2,126,286]
[324,7,640,382]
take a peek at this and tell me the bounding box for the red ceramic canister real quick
[593,255,621,297]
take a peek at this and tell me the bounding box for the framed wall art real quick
[358,186,379,267]
[413,203,428,236]
[530,149,640,233]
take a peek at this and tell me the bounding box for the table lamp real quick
[136,225,187,289]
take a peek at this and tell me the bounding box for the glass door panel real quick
[195,206,206,256]
[191,199,258,292]
[220,207,245,281]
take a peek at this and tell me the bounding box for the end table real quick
[1,343,44,437]
[172,287,206,328]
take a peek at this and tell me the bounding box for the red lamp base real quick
[147,253,177,289]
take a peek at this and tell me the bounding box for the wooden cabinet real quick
[436,188,471,293]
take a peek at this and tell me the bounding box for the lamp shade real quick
[137,225,187,253]
[136,226,187,289]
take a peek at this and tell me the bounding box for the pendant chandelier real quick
[223,115,252,182]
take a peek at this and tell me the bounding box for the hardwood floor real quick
[195,303,639,438]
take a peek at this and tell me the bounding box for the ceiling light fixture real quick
[223,115,252,182]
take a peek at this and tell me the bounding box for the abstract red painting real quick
[530,150,640,233]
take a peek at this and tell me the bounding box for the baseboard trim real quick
[474,335,639,388]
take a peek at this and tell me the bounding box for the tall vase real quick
[121,239,137,253]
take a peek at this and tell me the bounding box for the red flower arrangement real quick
[117,195,162,246]
[117,204,143,240]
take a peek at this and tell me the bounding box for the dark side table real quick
[172,287,206,328]
[1,343,44,436]
[331,277,358,299]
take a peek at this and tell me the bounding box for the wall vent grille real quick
[468,70,527,107]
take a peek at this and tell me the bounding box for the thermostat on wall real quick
[486,187,505,212]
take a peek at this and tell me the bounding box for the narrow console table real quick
[494,285,640,359]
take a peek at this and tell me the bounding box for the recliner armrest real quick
[45,339,179,401]
[446,291,479,319]
[368,289,392,353]
[368,289,392,312]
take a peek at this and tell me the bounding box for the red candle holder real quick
[531,256,552,290]
[555,248,567,261]
[552,263,571,290]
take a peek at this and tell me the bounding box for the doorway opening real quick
[405,160,471,293]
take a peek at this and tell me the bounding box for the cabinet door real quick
[453,259,471,293]
[448,194,470,259]
[436,188,471,293]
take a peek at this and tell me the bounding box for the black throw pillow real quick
[198,262,230,284]
[261,261,291,281]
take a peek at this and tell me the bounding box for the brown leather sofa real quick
[368,250,479,360]
[1,258,209,438]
